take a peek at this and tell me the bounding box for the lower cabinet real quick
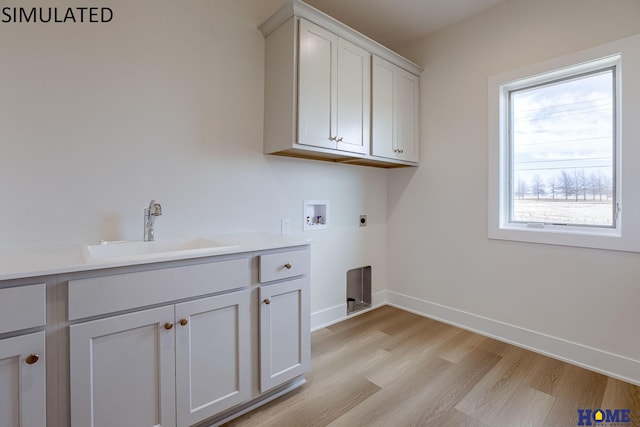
[69,289,250,427]
[175,291,250,427]
[259,278,310,393]
[70,306,177,427]
[66,246,310,427]
[0,331,46,427]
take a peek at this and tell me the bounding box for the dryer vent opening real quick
[346,266,371,315]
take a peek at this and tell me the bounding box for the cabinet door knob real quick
[284,263,292,269]
[336,137,343,142]
[179,318,188,327]
[25,354,39,365]
[264,298,271,305]
[393,148,398,153]
[164,322,174,330]
[399,149,404,153]
[328,136,336,141]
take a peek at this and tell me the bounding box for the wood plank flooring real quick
[225,306,640,427]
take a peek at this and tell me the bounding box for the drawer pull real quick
[179,318,188,326]
[264,298,271,305]
[164,322,174,330]
[284,263,292,270]
[25,354,39,365]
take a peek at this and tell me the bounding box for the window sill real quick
[488,224,635,253]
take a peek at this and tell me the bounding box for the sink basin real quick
[82,238,239,263]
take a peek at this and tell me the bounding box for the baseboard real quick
[387,290,640,386]
[310,290,388,331]
[310,303,346,331]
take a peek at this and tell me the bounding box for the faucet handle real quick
[148,200,162,216]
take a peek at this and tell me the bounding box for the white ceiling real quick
[304,0,505,50]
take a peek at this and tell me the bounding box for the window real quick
[488,34,640,252]
[510,66,616,228]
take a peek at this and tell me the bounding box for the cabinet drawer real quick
[0,284,45,334]
[68,257,251,321]
[259,248,310,283]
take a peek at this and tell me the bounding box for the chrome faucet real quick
[144,200,162,242]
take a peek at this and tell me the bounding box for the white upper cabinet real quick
[298,19,370,154]
[371,58,396,160]
[298,19,337,150]
[396,68,420,162]
[335,37,370,154]
[372,55,420,162]
[261,0,421,168]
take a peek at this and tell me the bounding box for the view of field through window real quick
[510,69,615,227]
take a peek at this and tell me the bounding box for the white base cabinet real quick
[70,290,251,427]
[259,278,310,392]
[0,332,46,427]
[0,283,46,427]
[66,246,310,427]
[70,306,177,427]
[175,291,250,427]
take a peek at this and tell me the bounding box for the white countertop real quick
[0,233,311,281]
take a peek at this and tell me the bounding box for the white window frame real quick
[488,34,640,252]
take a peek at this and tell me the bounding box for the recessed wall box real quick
[303,200,329,231]
[346,266,372,315]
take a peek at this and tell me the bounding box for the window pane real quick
[510,70,615,227]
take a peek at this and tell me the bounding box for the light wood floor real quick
[226,305,639,427]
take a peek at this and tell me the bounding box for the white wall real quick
[389,0,640,383]
[8,0,637,383]
[0,0,387,321]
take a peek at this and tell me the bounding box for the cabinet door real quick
[259,278,310,392]
[70,306,176,427]
[175,290,251,427]
[298,18,337,150]
[372,55,397,159]
[0,332,46,427]
[335,38,370,154]
[372,56,420,162]
[396,68,420,162]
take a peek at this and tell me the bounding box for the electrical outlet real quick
[281,218,291,235]
[360,215,367,227]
